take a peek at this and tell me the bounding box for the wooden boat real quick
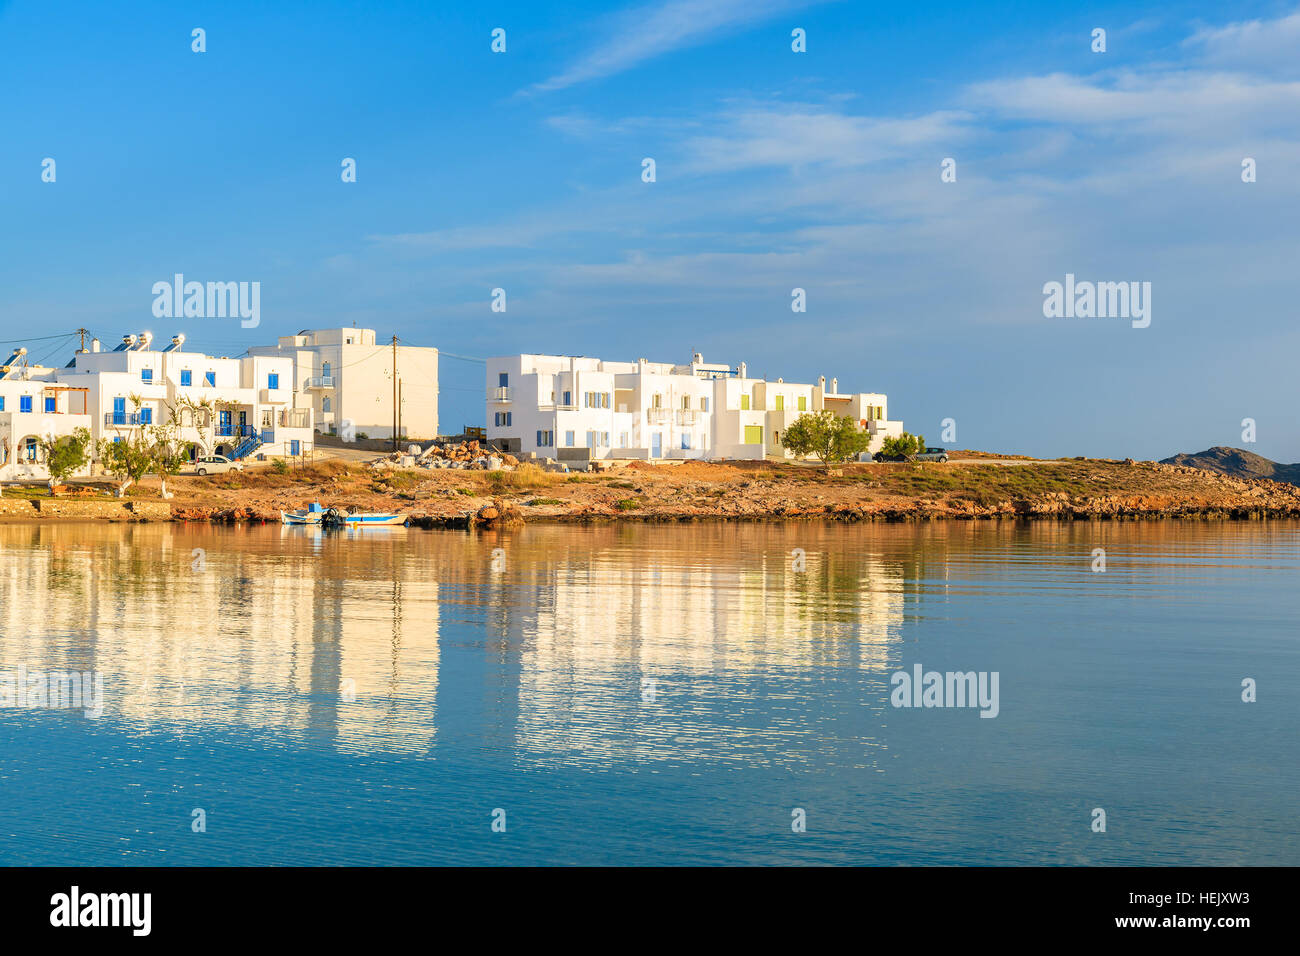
[281,502,326,525]
[320,507,408,529]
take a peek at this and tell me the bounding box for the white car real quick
[194,455,244,476]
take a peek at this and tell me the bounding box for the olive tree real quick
[39,427,93,493]
[781,411,870,468]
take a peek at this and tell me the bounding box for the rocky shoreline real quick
[6,457,1300,526]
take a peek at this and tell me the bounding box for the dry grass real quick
[485,463,561,493]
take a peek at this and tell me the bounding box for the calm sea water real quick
[0,519,1295,866]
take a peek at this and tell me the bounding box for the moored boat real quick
[281,502,327,525]
[321,507,408,529]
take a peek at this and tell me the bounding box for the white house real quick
[485,352,903,464]
[248,328,439,440]
[54,332,315,461]
[0,349,94,481]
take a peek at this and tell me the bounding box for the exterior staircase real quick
[230,432,264,461]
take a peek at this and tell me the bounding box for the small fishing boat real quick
[320,507,409,529]
[281,502,327,525]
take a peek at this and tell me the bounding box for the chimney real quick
[818,375,826,389]
[91,338,101,352]
[692,351,703,365]
[738,362,747,379]
[830,377,838,393]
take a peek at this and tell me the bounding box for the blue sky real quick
[2,0,1298,459]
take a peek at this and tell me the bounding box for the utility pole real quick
[398,379,403,448]
[76,328,89,352]
[392,335,398,452]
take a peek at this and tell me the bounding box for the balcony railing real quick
[676,409,699,425]
[215,424,256,438]
[306,376,335,389]
[489,386,512,402]
[646,408,672,424]
[104,413,147,427]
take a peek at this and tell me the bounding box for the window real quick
[536,430,554,447]
[268,373,280,390]
[682,396,690,410]
[345,338,353,345]
[619,432,628,448]
[141,368,153,382]
[652,394,662,408]
[744,425,763,445]
[19,395,32,413]
[565,431,574,447]
[775,395,784,411]
[141,407,152,425]
[0,397,5,411]
[740,394,749,411]
[262,411,273,427]
[180,370,192,387]
[23,437,37,462]
[701,397,709,412]
[798,396,807,411]
[681,433,691,450]
[290,440,301,456]
[498,372,509,387]
[494,412,512,426]
[204,371,215,387]
[322,397,331,412]
[45,397,56,413]
[562,390,572,406]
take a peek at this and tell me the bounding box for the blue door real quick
[238,411,247,436]
[651,432,662,458]
[112,397,126,425]
[219,410,231,435]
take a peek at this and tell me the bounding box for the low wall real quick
[0,497,172,520]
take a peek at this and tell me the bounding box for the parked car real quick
[914,447,950,463]
[193,455,243,476]
[873,447,951,463]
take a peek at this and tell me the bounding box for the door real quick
[112,397,126,425]
[744,425,763,445]
[651,432,661,458]
[219,410,232,435]
[238,411,247,436]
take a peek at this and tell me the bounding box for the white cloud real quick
[526,0,821,94]
[1184,10,1300,74]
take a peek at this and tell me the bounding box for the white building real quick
[0,333,316,481]
[485,352,903,464]
[249,328,439,440]
[0,349,94,481]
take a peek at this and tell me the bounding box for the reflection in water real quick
[2,519,1297,865]
[0,522,908,760]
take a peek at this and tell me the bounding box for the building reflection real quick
[0,522,909,763]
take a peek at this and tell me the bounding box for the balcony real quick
[215,424,256,438]
[646,408,672,424]
[489,386,512,403]
[104,413,148,427]
[676,409,699,425]
[305,376,334,389]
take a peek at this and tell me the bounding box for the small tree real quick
[880,432,927,459]
[781,411,870,468]
[40,427,93,493]
[150,422,192,500]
